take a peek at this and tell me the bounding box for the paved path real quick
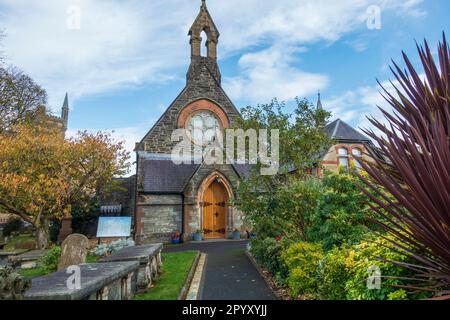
[165,240,276,300]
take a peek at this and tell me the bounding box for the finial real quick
[201,0,206,9]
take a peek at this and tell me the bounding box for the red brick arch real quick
[177,99,230,129]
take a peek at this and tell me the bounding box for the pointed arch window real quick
[200,30,208,57]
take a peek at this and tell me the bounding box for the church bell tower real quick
[187,0,221,84]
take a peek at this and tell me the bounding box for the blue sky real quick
[0,0,449,172]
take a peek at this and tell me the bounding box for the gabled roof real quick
[324,119,371,142]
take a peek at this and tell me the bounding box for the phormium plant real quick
[358,33,450,297]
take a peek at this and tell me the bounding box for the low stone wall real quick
[100,244,163,289]
[24,261,139,300]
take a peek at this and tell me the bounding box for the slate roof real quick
[324,119,371,142]
[142,160,199,193]
[141,160,251,193]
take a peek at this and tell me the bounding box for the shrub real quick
[317,246,350,300]
[343,236,430,300]
[281,242,324,298]
[275,178,322,241]
[90,238,135,257]
[40,246,61,273]
[308,172,372,250]
[2,217,23,237]
[250,237,289,284]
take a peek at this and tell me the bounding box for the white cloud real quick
[224,45,329,103]
[0,0,425,109]
[325,73,426,137]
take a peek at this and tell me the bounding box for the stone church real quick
[134,2,248,243]
[130,2,378,243]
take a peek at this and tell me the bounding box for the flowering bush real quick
[90,238,135,257]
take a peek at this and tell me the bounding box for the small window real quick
[338,148,348,156]
[352,148,362,157]
[338,148,349,170]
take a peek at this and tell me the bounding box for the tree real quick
[234,98,332,233]
[358,34,450,296]
[0,31,48,132]
[0,125,130,249]
[0,66,48,133]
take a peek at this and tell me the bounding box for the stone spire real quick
[61,93,69,132]
[317,91,323,110]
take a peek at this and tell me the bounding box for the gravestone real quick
[57,234,89,271]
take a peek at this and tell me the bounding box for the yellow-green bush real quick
[281,242,324,298]
[315,235,431,300]
[317,246,350,300]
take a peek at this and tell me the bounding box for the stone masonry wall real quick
[136,195,183,244]
[137,58,240,155]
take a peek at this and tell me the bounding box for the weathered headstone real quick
[57,234,89,271]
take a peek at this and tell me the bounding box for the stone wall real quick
[136,195,183,244]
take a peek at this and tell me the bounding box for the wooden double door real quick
[202,181,228,239]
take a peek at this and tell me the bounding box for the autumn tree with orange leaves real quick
[0,125,130,249]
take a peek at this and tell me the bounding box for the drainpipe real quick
[181,193,185,242]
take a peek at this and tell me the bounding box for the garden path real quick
[164,240,276,300]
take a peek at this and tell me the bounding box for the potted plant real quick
[192,230,203,241]
[232,229,241,240]
[171,231,181,244]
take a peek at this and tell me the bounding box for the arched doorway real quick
[202,180,229,239]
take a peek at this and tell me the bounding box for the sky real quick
[0,0,449,174]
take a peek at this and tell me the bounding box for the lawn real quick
[18,267,48,279]
[2,233,35,251]
[133,250,198,300]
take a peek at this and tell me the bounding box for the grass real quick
[86,254,100,263]
[16,253,100,280]
[133,250,198,300]
[2,233,36,251]
[18,267,48,279]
